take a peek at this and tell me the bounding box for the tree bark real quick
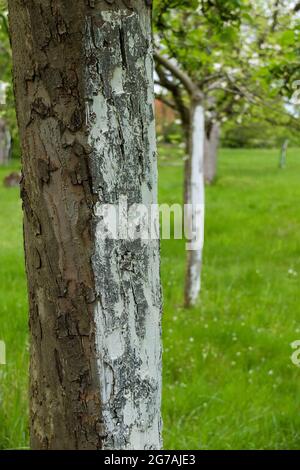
[9,0,162,450]
[204,122,220,184]
[184,100,205,308]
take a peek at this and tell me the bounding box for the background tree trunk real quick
[184,101,205,308]
[279,139,289,169]
[0,118,11,165]
[9,0,162,450]
[204,121,220,184]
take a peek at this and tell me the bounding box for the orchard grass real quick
[1,148,300,449]
[0,161,28,449]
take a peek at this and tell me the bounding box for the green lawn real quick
[1,148,300,449]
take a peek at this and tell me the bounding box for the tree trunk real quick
[279,139,289,169]
[184,100,205,308]
[204,122,220,184]
[0,118,11,165]
[5,128,12,161]
[9,0,162,450]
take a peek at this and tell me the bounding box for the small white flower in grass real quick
[189,337,194,343]
[268,370,274,376]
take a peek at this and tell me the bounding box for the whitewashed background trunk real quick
[204,122,220,184]
[185,102,205,307]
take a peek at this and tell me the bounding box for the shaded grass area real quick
[1,148,300,449]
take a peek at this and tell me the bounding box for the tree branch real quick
[154,52,202,99]
[155,63,190,135]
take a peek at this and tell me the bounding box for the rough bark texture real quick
[184,101,205,308]
[204,122,220,185]
[9,0,162,450]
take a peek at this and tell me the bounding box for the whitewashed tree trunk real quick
[204,122,220,184]
[9,0,162,450]
[87,7,162,451]
[184,101,205,308]
[0,118,11,165]
[279,139,289,169]
[5,128,12,162]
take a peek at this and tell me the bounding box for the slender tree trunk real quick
[279,139,289,169]
[204,122,220,184]
[184,100,205,308]
[0,118,10,165]
[9,0,162,450]
[5,128,12,162]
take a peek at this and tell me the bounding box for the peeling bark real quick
[9,0,162,450]
[184,101,205,308]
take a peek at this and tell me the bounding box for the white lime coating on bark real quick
[186,103,205,305]
[85,6,162,450]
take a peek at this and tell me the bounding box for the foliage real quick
[0,0,19,159]
[222,121,300,149]
[154,0,300,143]
[222,99,300,148]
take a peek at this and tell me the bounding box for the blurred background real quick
[1,0,300,450]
